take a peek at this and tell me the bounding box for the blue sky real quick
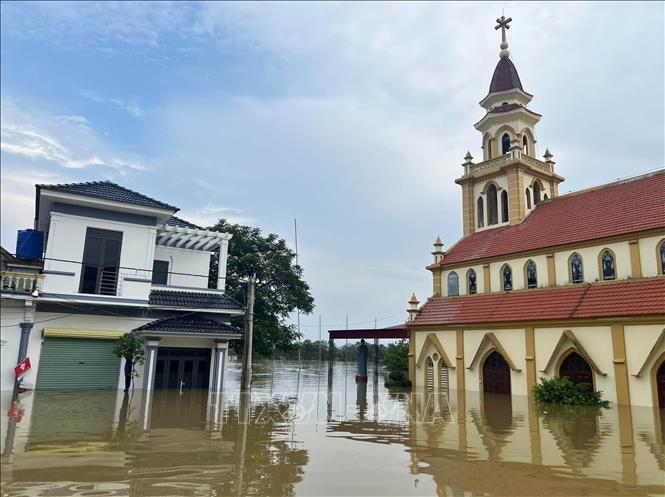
[1,2,663,338]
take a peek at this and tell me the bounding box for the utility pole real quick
[240,274,256,391]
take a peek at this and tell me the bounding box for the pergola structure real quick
[156,225,232,252]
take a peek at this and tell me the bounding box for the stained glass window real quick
[601,250,615,280]
[448,272,459,296]
[477,197,484,228]
[526,188,531,209]
[526,261,537,289]
[660,241,665,275]
[468,270,477,294]
[571,254,583,284]
[502,265,512,291]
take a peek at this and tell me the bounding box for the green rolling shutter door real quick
[36,338,121,389]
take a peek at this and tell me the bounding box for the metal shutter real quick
[36,338,121,389]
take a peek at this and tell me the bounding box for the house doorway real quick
[154,348,211,390]
[559,351,593,392]
[483,351,511,394]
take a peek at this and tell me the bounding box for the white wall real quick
[638,235,665,277]
[0,302,24,391]
[42,212,156,298]
[153,246,212,289]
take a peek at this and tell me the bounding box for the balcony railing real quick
[465,150,553,175]
[1,270,44,295]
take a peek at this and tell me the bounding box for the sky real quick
[1,2,663,338]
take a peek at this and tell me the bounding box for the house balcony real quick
[1,270,44,296]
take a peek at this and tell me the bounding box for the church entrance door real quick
[482,351,511,394]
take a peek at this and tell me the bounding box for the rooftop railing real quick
[1,270,44,295]
[465,150,553,175]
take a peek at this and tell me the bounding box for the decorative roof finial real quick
[495,15,512,59]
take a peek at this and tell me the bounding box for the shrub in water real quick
[381,340,411,388]
[532,377,609,407]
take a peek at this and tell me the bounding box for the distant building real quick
[407,18,665,408]
[1,180,244,394]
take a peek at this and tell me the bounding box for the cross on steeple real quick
[495,15,512,43]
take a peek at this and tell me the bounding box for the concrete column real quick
[143,338,161,393]
[212,341,228,395]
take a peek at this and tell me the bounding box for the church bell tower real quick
[456,16,565,237]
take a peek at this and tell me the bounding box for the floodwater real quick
[1,359,664,497]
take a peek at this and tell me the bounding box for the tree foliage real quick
[209,219,315,357]
[532,377,609,407]
[113,332,145,365]
[380,339,411,388]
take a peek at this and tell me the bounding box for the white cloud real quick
[180,205,255,228]
[1,97,147,172]
[80,90,149,120]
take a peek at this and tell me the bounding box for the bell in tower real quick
[455,15,565,237]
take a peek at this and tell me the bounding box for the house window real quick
[448,271,459,296]
[501,133,510,154]
[570,253,584,284]
[80,228,123,296]
[152,260,170,285]
[526,260,537,289]
[526,189,531,209]
[660,240,665,274]
[533,182,542,204]
[468,269,477,294]
[600,250,616,281]
[523,135,529,155]
[501,190,509,223]
[502,265,513,291]
[477,197,485,228]
[488,185,499,225]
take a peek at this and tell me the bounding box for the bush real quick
[381,340,411,388]
[114,332,145,366]
[532,377,609,407]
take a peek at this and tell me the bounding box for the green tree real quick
[381,339,411,388]
[208,219,314,357]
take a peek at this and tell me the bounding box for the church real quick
[407,17,665,409]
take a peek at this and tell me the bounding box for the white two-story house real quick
[1,180,245,395]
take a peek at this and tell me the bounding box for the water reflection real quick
[0,360,664,497]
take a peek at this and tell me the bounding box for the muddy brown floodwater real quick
[1,359,664,496]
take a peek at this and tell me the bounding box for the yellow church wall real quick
[488,254,549,292]
[441,264,484,296]
[554,241,632,285]
[638,234,665,277]
[624,324,664,406]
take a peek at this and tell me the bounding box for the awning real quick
[155,225,232,252]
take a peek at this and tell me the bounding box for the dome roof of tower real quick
[489,57,523,93]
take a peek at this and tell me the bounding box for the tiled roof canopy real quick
[165,216,202,230]
[38,181,178,211]
[149,289,244,310]
[443,171,665,266]
[411,278,665,327]
[135,314,243,335]
[489,57,523,93]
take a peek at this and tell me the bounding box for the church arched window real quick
[525,260,537,289]
[570,253,584,284]
[659,240,665,275]
[487,185,499,225]
[486,136,493,160]
[533,181,542,204]
[467,269,477,294]
[448,271,459,296]
[501,264,513,291]
[501,190,509,223]
[477,197,484,228]
[501,133,511,154]
[523,135,529,155]
[526,188,532,209]
[600,249,616,281]
[543,193,549,201]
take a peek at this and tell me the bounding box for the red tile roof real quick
[411,278,665,327]
[443,170,665,266]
